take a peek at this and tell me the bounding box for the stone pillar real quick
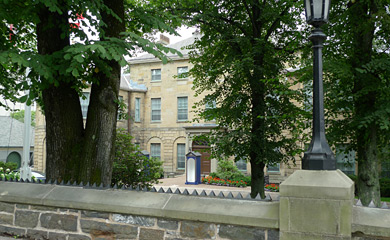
[279,170,354,240]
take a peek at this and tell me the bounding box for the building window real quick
[151,143,161,160]
[336,145,356,175]
[177,97,188,121]
[177,66,189,79]
[135,98,141,122]
[205,99,216,120]
[267,163,280,172]
[151,98,161,121]
[151,69,161,81]
[177,144,186,170]
[236,158,247,171]
[80,92,90,119]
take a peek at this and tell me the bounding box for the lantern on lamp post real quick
[302,0,336,170]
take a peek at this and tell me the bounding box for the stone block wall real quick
[0,202,278,240]
[1,171,390,240]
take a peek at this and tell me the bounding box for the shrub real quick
[0,162,18,171]
[215,159,245,180]
[112,129,163,189]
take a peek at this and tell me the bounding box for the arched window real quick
[6,152,21,169]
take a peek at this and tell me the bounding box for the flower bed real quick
[265,183,279,192]
[202,176,248,187]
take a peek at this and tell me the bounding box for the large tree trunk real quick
[248,2,268,199]
[37,1,125,185]
[79,0,125,185]
[37,4,84,182]
[357,125,381,206]
[350,0,381,207]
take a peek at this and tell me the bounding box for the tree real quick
[305,0,390,206]
[0,0,181,185]
[160,0,306,198]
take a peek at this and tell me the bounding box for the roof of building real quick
[129,32,201,64]
[0,116,34,147]
[120,73,147,92]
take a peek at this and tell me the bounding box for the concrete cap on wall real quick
[279,169,354,200]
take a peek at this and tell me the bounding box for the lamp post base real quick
[303,152,336,170]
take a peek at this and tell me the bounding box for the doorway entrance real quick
[192,142,211,175]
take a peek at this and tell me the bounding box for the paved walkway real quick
[153,174,280,200]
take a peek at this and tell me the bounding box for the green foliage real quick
[160,0,307,198]
[0,0,182,110]
[0,164,20,180]
[0,162,18,171]
[112,129,163,189]
[215,159,245,181]
[380,178,390,198]
[9,110,36,127]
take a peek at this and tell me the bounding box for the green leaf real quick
[72,68,79,77]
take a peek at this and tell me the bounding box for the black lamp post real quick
[302,0,336,170]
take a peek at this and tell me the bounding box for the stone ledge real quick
[280,170,354,200]
[0,182,279,229]
[352,206,390,238]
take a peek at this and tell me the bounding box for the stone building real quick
[0,116,34,168]
[33,33,362,181]
[127,32,222,175]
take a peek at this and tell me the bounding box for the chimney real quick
[158,34,170,45]
[192,29,201,40]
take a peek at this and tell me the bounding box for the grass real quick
[381,197,390,202]
[355,196,390,202]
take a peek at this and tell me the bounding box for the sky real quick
[165,26,197,44]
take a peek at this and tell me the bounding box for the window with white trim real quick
[151,143,161,160]
[177,144,186,170]
[151,98,161,121]
[336,144,356,175]
[267,163,280,172]
[177,66,189,79]
[177,97,188,121]
[236,158,247,171]
[151,69,161,81]
[135,98,141,122]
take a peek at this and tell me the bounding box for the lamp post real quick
[302,0,336,170]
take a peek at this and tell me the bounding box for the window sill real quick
[177,120,188,123]
[151,80,162,83]
[151,121,162,123]
[267,172,281,175]
[177,78,189,81]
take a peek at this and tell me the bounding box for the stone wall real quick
[0,180,279,240]
[1,170,390,240]
[0,203,278,240]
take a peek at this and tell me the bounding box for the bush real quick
[112,129,163,189]
[215,159,245,180]
[0,162,18,171]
